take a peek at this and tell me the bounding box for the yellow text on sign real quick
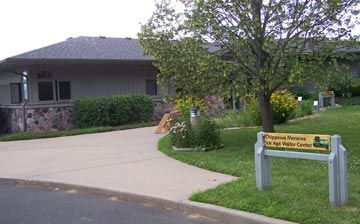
[264,133,331,151]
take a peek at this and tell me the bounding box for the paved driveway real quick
[0,127,235,201]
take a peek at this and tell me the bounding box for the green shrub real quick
[245,99,262,126]
[108,96,132,126]
[271,91,298,124]
[245,91,298,125]
[170,115,195,148]
[127,95,154,122]
[292,106,302,119]
[336,97,360,106]
[195,116,221,147]
[174,96,206,116]
[336,85,360,97]
[291,88,312,100]
[170,114,221,149]
[74,95,154,128]
[331,75,360,97]
[292,100,313,118]
[351,85,360,96]
[301,100,313,116]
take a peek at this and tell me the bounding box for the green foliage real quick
[174,96,206,115]
[301,100,314,116]
[127,95,155,123]
[195,116,221,148]
[271,91,298,124]
[74,95,154,128]
[170,115,196,148]
[291,88,312,100]
[139,33,229,99]
[218,99,313,128]
[336,96,360,106]
[245,99,262,126]
[293,100,314,118]
[331,74,360,97]
[170,114,221,149]
[139,0,359,132]
[351,85,360,96]
[246,91,298,125]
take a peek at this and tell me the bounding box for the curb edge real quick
[0,178,296,224]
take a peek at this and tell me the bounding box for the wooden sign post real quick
[254,132,348,206]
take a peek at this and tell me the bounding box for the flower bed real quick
[169,114,221,150]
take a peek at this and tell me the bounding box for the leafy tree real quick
[139,0,359,132]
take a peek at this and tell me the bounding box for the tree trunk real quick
[258,91,275,132]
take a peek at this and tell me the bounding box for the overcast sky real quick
[0,0,156,60]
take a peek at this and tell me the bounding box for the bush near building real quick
[74,95,154,128]
[336,96,360,106]
[246,90,298,125]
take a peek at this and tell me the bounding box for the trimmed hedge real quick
[74,95,154,128]
[336,97,360,106]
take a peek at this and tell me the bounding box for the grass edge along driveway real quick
[158,106,360,224]
[0,122,157,142]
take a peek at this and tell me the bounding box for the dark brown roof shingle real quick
[10,36,153,61]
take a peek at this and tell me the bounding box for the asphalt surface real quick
[0,185,225,224]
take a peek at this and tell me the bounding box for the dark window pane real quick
[10,83,22,104]
[59,81,71,100]
[146,80,157,95]
[38,82,54,101]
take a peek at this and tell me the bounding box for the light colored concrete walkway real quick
[0,127,236,201]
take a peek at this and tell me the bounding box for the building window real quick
[58,81,71,100]
[38,80,71,101]
[38,81,54,101]
[10,83,22,104]
[146,79,157,95]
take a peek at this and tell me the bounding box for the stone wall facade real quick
[26,106,74,132]
[0,104,74,134]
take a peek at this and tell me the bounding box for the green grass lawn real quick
[215,111,251,128]
[158,106,360,224]
[0,121,157,141]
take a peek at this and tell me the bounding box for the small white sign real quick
[297,96,303,102]
[314,101,319,106]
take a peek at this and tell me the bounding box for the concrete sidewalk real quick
[0,127,235,201]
